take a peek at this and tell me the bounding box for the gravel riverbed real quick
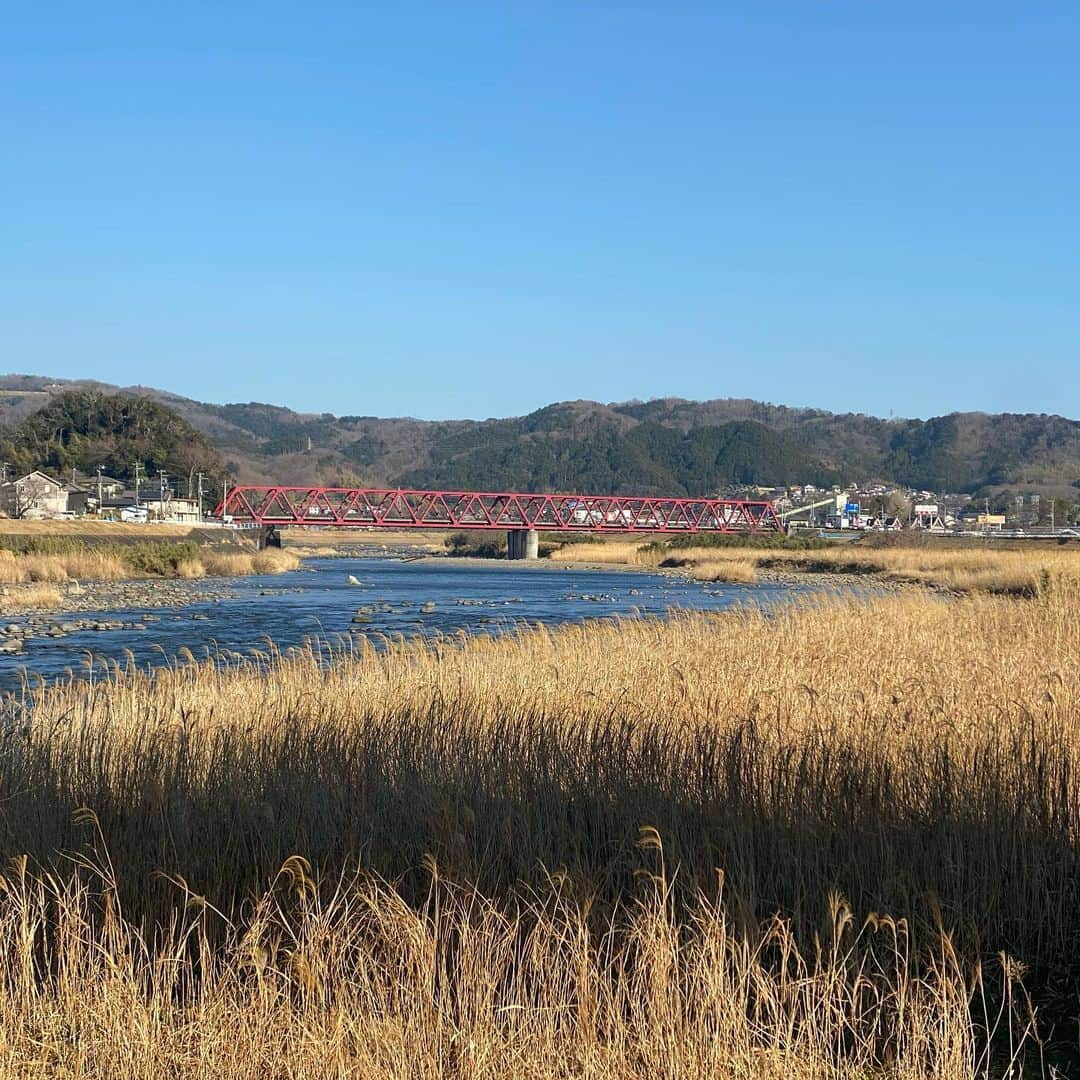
[0,578,252,654]
[0,555,903,661]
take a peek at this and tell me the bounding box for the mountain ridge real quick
[0,375,1077,502]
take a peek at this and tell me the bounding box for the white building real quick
[141,496,201,523]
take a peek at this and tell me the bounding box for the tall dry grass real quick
[0,547,128,583]
[0,545,301,601]
[0,519,196,538]
[200,548,301,576]
[0,578,1077,1073]
[755,543,1077,594]
[0,846,1011,1079]
[665,551,759,582]
[548,539,758,581]
[552,537,1080,594]
[288,529,451,552]
[547,540,657,566]
[0,582,64,610]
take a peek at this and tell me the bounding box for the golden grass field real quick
[550,536,1080,593]
[0,547,1077,1076]
[284,528,451,551]
[0,519,198,539]
[0,581,64,611]
[0,546,301,610]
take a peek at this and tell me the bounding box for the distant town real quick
[2,465,1076,537]
[748,481,1078,536]
[0,467,208,525]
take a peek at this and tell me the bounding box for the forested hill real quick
[0,376,1078,501]
[0,390,221,485]
[393,412,841,493]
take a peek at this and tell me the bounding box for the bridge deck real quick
[215,486,782,533]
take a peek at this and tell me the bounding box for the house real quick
[0,471,86,518]
[64,483,90,516]
[75,473,127,504]
[99,497,151,523]
[98,474,126,499]
[141,496,201,523]
[100,497,141,521]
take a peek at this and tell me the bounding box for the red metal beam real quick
[213,486,783,533]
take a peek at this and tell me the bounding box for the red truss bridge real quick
[215,485,781,557]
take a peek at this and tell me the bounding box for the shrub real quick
[120,541,203,577]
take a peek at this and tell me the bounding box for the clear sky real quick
[2,3,1077,420]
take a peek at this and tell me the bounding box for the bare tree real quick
[12,475,47,519]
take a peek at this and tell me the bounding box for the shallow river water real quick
[0,557,815,691]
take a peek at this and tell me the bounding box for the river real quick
[0,556,814,691]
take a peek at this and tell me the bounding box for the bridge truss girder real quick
[215,486,782,534]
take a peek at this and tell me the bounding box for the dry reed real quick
[0,548,128,584]
[201,548,301,576]
[0,519,196,538]
[547,540,659,566]
[672,552,758,582]
[552,538,1080,594]
[0,848,1014,1079]
[0,546,301,602]
[549,539,759,581]
[0,574,1076,1074]
[0,582,64,610]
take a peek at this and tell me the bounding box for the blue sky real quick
[2,3,1077,420]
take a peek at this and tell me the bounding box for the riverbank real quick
[423,551,875,592]
[0,544,301,614]
[0,555,802,685]
[2,577,1077,1075]
[0,519,199,539]
[0,585,230,655]
[548,536,1080,595]
[0,577,284,654]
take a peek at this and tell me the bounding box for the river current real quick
[0,556,813,691]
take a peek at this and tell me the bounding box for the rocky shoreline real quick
[0,578,246,655]
[0,551,906,661]
[422,553,903,594]
[2,576,243,614]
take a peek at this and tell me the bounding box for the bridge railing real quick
[214,486,782,533]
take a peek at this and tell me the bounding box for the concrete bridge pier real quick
[506,528,539,560]
[257,524,281,550]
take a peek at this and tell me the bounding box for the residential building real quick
[141,496,201,523]
[0,471,87,518]
[74,473,127,505]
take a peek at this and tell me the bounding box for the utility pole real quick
[96,465,103,509]
[159,471,168,520]
[196,472,205,521]
[133,462,143,506]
